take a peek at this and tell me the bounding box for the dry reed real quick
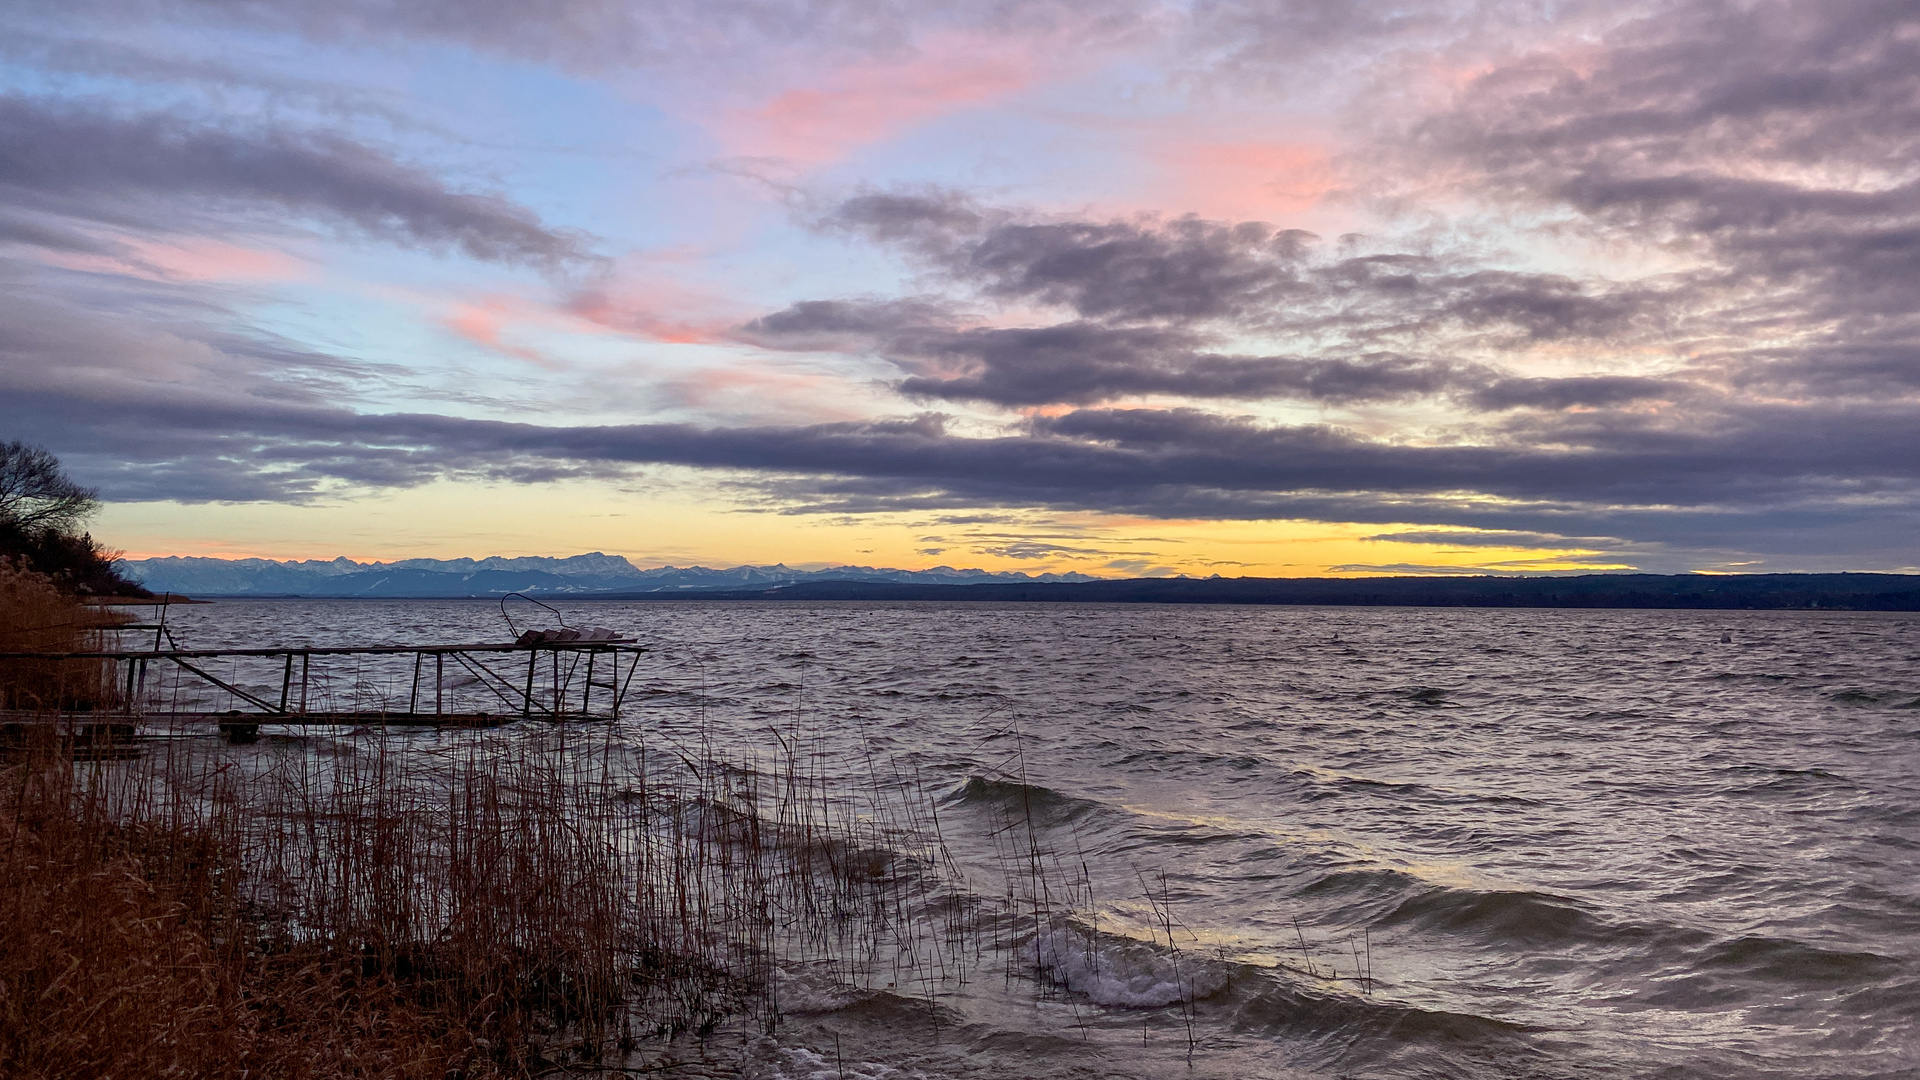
[1,577,1243,1077]
[0,714,984,1077]
[0,558,121,713]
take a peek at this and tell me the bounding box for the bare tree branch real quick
[0,441,99,535]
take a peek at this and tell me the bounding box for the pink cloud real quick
[1152,139,1337,221]
[714,32,1055,165]
[23,235,307,284]
[437,284,875,423]
[123,238,307,282]
[567,291,735,346]
[443,296,564,369]
[565,260,747,345]
[652,362,872,423]
[440,260,744,368]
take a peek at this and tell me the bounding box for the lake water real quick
[150,599,1920,1079]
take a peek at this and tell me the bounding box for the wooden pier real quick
[0,631,647,743]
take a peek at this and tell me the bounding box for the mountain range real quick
[115,553,1098,598]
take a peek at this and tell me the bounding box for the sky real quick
[2,0,1917,577]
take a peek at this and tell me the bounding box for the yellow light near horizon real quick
[96,473,1620,577]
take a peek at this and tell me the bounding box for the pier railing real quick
[0,634,646,740]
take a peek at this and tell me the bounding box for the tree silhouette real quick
[0,441,100,535]
[0,442,144,596]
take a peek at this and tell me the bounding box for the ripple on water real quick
[154,600,1920,1080]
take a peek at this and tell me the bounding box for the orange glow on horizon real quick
[99,478,1627,580]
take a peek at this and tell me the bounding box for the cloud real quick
[1725,342,1920,398]
[822,193,1670,347]
[1470,375,1683,411]
[745,296,1499,407]
[971,539,1111,560]
[1363,529,1627,550]
[1184,0,1571,84]
[9,338,1915,560]
[713,29,1053,164]
[0,95,589,266]
[4,255,1914,565]
[893,329,1485,407]
[763,200,1680,409]
[826,196,1321,325]
[731,1,1920,571]
[6,0,1920,575]
[1147,139,1337,221]
[1406,0,1920,331]
[1325,563,1520,576]
[21,0,1545,89]
[26,0,1158,78]
[739,297,960,348]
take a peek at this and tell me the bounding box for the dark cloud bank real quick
[5,0,1920,571]
[0,95,588,266]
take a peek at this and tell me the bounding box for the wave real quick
[774,964,872,1015]
[760,1045,902,1080]
[1114,748,1265,772]
[945,775,1109,825]
[1034,923,1231,1008]
[1828,688,1914,707]
[1294,865,1749,958]
[1224,976,1535,1043]
[1718,764,1857,795]
[1286,765,1546,808]
[1376,885,1603,947]
[1696,935,1897,985]
[1390,685,1454,706]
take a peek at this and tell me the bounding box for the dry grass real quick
[0,568,1229,1076]
[0,713,977,1079]
[0,559,122,712]
[0,560,968,1077]
[1,733,524,1079]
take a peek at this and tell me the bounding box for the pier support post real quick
[583,651,594,717]
[524,650,537,718]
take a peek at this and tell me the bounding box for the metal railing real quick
[0,637,647,740]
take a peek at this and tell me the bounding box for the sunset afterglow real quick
[5,1,1916,575]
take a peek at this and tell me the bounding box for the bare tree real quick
[0,442,99,536]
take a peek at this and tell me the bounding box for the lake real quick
[149,599,1920,1079]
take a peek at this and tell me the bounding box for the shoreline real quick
[136,572,1920,610]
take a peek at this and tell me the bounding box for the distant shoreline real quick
[171,572,1920,610]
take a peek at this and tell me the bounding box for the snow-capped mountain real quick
[116,553,1097,597]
